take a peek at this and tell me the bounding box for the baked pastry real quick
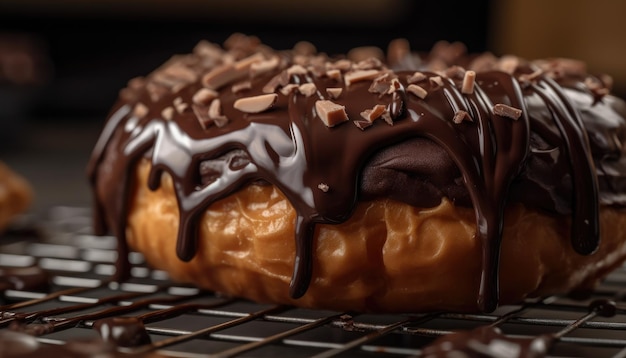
[88,34,626,313]
[0,161,32,231]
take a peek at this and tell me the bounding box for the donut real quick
[0,161,32,231]
[88,34,626,313]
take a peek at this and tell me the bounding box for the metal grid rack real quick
[2,206,626,357]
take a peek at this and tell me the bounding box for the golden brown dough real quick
[126,160,626,313]
[0,161,32,231]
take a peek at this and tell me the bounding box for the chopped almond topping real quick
[326,87,343,99]
[294,41,317,55]
[128,77,145,90]
[326,69,342,82]
[493,103,522,120]
[407,72,427,84]
[298,83,317,97]
[344,69,380,86]
[353,120,373,130]
[287,64,308,76]
[327,59,352,72]
[195,99,229,128]
[192,88,219,105]
[233,52,265,71]
[445,66,466,80]
[381,111,393,126]
[406,84,428,99]
[518,69,543,85]
[161,106,175,121]
[360,104,387,122]
[262,71,290,94]
[429,76,444,89]
[369,73,392,94]
[175,102,188,114]
[280,84,299,96]
[353,56,384,70]
[231,80,252,93]
[498,55,519,74]
[162,64,198,83]
[202,63,247,90]
[317,183,330,192]
[250,56,280,78]
[132,102,149,118]
[453,110,472,124]
[234,94,278,113]
[315,100,349,127]
[387,78,401,94]
[146,82,168,102]
[208,99,223,119]
[461,71,476,94]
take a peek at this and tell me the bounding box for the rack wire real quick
[2,206,626,357]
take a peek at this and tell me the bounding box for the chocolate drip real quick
[87,39,617,312]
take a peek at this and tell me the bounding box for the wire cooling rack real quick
[3,206,626,357]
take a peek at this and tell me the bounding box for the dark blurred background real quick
[0,0,625,213]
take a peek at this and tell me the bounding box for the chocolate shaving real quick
[368,73,392,95]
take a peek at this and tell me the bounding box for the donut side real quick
[126,159,626,313]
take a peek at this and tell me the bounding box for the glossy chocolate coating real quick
[87,36,626,312]
[94,317,152,347]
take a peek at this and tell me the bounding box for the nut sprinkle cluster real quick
[90,33,624,312]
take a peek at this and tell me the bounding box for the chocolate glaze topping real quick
[87,34,626,312]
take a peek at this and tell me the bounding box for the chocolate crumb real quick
[493,103,522,120]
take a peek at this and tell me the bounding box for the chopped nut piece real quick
[232,80,252,93]
[146,82,169,102]
[298,83,317,97]
[192,88,219,106]
[279,84,299,96]
[353,56,384,70]
[461,70,476,94]
[344,69,380,86]
[128,77,145,90]
[326,87,343,99]
[381,111,393,126]
[287,64,308,76]
[353,120,373,130]
[161,106,175,121]
[162,64,198,83]
[233,94,278,113]
[132,103,149,118]
[517,69,543,84]
[348,47,384,63]
[498,55,519,74]
[445,66,466,80]
[194,99,230,128]
[317,183,330,192]
[327,59,352,72]
[387,38,411,66]
[315,100,349,127]
[407,72,427,84]
[202,63,246,90]
[429,76,444,89]
[360,104,386,122]
[406,84,428,99]
[493,103,522,120]
[453,110,472,124]
[250,56,280,78]
[326,69,342,82]
[368,73,392,94]
[262,71,290,94]
[233,52,265,71]
[387,78,401,94]
[294,41,317,56]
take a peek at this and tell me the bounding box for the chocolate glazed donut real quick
[88,35,626,313]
